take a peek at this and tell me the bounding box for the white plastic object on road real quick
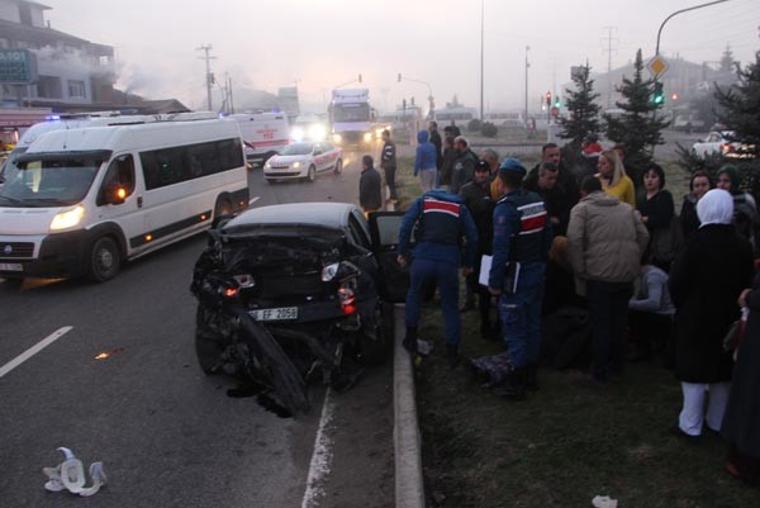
[43,447,107,497]
[592,495,618,508]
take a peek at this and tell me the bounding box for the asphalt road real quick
[0,146,394,508]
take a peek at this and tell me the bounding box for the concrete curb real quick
[393,303,425,508]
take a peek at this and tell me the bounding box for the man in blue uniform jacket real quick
[489,158,553,399]
[397,189,478,367]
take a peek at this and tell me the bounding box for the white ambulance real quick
[227,112,290,169]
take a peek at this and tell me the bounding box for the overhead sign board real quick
[0,49,38,84]
[647,55,669,78]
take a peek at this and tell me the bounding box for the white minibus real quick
[0,119,249,281]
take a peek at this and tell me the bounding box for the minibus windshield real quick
[0,154,101,208]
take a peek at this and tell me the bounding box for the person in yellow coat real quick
[596,149,635,207]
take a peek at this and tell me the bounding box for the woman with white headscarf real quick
[668,189,754,440]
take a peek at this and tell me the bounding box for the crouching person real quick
[628,259,676,364]
[397,189,478,368]
[488,158,553,400]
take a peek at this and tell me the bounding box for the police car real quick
[263,141,343,183]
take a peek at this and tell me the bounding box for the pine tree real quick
[558,63,601,148]
[719,44,736,73]
[604,49,670,180]
[715,50,760,158]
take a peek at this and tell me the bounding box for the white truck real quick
[329,89,387,146]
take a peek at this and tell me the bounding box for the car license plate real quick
[249,307,298,321]
[0,263,22,272]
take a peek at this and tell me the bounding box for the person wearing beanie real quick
[488,157,553,399]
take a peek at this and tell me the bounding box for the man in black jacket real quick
[429,121,443,169]
[451,136,477,194]
[359,155,382,216]
[380,130,398,202]
[527,143,579,213]
[524,162,570,236]
[460,160,497,337]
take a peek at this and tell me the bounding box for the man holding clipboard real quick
[488,158,553,400]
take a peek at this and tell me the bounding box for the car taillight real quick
[722,143,735,153]
[338,287,357,315]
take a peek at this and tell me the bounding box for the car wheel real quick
[87,236,121,282]
[195,305,229,375]
[307,164,317,182]
[334,159,343,175]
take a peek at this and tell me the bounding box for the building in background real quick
[0,0,116,108]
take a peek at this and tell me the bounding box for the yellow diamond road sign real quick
[647,55,669,77]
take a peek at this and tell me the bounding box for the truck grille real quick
[0,242,34,259]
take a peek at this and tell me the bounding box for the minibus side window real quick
[98,154,135,206]
[217,138,243,171]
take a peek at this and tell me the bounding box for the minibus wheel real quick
[88,236,121,282]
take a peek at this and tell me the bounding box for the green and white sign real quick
[0,49,38,84]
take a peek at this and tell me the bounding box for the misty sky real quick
[44,0,760,113]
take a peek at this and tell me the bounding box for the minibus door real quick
[95,154,146,252]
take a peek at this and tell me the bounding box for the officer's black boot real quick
[495,367,527,401]
[402,327,418,354]
[526,363,539,391]
[446,343,460,369]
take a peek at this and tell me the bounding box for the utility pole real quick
[480,0,485,121]
[196,44,216,111]
[228,76,234,114]
[602,26,619,108]
[524,45,530,128]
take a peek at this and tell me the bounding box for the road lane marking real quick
[0,326,73,378]
[249,196,260,206]
[301,388,335,508]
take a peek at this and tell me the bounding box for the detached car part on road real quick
[190,203,408,415]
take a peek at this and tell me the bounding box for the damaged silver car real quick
[190,203,407,416]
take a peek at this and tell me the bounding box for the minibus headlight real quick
[50,206,85,231]
[292,161,301,169]
[363,132,373,143]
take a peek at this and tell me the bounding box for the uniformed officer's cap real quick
[499,157,527,176]
[475,160,489,172]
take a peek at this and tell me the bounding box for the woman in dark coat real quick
[680,170,712,242]
[722,274,760,485]
[669,189,754,438]
[638,163,675,269]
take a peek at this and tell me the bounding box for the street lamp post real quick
[656,0,730,55]
[524,45,530,128]
[480,0,485,121]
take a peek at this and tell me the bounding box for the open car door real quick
[368,211,410,303]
